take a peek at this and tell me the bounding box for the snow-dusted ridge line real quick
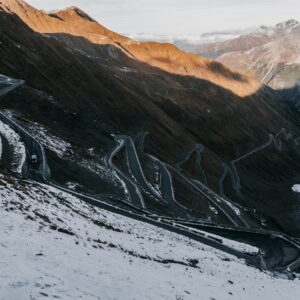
[0,75,27,174]
[21,120,72,158]
[8,112,125,188]
[0,120,26,174]
[0,111,50,180]
[0,75,50,181]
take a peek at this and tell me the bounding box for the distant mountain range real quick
[195,19,300,97]
[126,29,251,52]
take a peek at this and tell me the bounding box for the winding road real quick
[104,138,146,209]
[176,144,208,185]
[219,128,300,195]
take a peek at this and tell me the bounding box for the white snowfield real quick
[0,120,26,173]
[0,174,299,300]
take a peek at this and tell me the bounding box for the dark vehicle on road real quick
[31,154,38,165]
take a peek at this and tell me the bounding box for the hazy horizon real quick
[26,0,300,36]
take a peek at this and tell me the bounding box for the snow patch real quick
[0,120,26,173]
[66,181,80,190]
[292,185,300,193]
[0,135,2,159]
[26,122,72,157]
[78,158,129,196]
[209,205,219,215]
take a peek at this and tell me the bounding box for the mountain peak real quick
[275,19,299,32]
[0,2,10,12]
[50,6,94,22]
[0,0,33,10]
[0,0,43,17]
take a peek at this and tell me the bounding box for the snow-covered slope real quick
[0,173,299,300]
[0,119,26,173]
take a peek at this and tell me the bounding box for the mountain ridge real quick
[0,0,262,97]
[194,19,300,91]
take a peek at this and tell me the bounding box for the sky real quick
[26,0,300,36]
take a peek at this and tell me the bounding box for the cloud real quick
[26,0,300,35]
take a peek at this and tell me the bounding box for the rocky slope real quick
[195,20,300,59]
[195,20,300,94]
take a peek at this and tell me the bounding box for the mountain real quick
[1,0,300,239]
[219,30,300,88]
[0,0,261,97]
[127,29,248,52]
[195,20,300,59]
[0,0,129,44]
[214,20,300,88]
[195,19,300,111]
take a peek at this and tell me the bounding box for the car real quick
[31,154,38,164]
